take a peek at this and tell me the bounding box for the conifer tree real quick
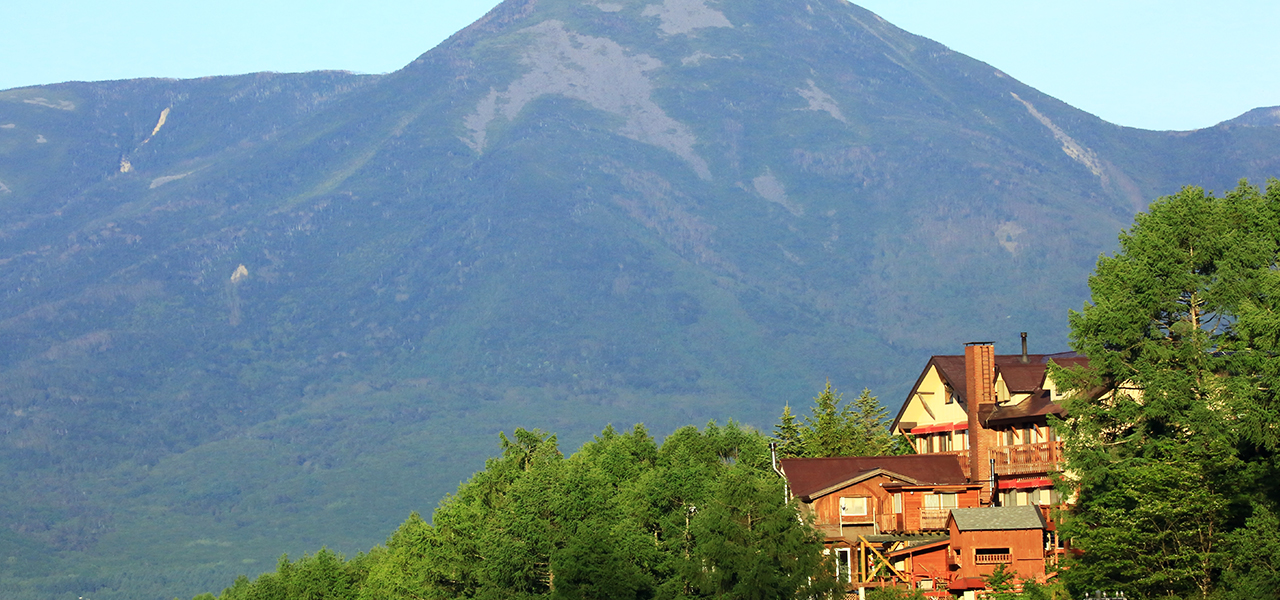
[1055,180,1280,599]
[772,404,803,458]
[772,383,903,458]
[801,382,851,457]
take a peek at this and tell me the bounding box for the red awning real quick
[948,577,987,591]
[909,422,969,434]
[996,477,1051,490]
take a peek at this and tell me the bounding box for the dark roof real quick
[998,362,1050,392]
[780,455,967,500]
[932,351,1084,405]
[949,505,1047,531]
[987,390,1067,425]
[893,350,1085,431]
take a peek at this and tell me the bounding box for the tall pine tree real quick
[772,383,903,458]
[1055,180,1280,599]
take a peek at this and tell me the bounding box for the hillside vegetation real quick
[1,0,1278,597]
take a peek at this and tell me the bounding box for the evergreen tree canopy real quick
[772,383,903,458]
[205,423,841,600]
[1054,180,1280,600]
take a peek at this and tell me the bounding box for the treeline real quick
[194,423,842,600]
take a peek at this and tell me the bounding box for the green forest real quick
[190,422,842,600]
[181,181,1280,600]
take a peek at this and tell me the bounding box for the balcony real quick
[877,513,900,533]
[919,508,951,530]
[974,553,1012,565]
[989,441,1062,476]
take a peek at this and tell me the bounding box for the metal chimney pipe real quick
[1020,332,1029,364]
[769,442,789,502]
[990,458,998,506]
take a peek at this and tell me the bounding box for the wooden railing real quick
[990,441,1063,476]
[974,553,1012,564]
[919,508,951,530]
[877,513,900,533]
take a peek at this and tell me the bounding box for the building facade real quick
[779,338,1080,596]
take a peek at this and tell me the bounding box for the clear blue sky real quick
[3,1,1276,131]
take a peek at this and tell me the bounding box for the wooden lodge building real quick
[778,338,1082,598]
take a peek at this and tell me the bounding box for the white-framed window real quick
[923,493,957,509]
[893,493,903,514]
[840,496,868,516]
[835,548,852,583]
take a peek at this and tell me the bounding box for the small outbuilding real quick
[946,505,1048,587]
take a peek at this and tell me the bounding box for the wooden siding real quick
[947,521,1048,583]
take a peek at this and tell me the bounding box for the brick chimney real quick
[964,342,996,504]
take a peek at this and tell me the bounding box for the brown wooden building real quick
[779,454,982,590]
[946,505,1049,585]
[889,339,1084,511]
[779,337,1082,596]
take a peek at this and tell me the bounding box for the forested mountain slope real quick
[1,0,1277,597]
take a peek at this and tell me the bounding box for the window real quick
[944,385,955,404]
[939,433,953,452]
[835,548,852,583]
[893,493,903,514]
[975,548,1012,564]
[840,496,868,516]
[1033,488,1058,505]
[923,493,957,509]
[1004,429,1015,446]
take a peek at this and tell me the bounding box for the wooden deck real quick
[990,441,1062,476]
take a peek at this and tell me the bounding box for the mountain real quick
[1,0,1278,597]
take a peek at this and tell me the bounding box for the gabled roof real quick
[998,362,1053,393]
[780,455,967,501]
[892,351,1085,431]
[948,505,1047,531]
[933,351,1083,405]
[987,390,1067,425]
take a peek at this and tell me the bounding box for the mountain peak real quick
[2,3,1279,597]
